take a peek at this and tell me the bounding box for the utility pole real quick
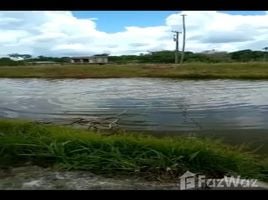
[172,31,181,64]
[180,14,186,65]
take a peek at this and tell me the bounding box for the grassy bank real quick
[0,119,267,181]
[0,62,268,79]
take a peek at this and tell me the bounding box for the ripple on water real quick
[1,78,268,131]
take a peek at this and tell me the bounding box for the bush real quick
[0,119,266,181]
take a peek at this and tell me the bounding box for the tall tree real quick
[8,54,32,59]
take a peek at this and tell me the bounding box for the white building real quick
[70,55,109,64]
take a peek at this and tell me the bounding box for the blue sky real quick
[72,11,266,32]
[0,11,267,56]
[72,11,174,32]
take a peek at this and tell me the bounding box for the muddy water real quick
[1,78,268,153]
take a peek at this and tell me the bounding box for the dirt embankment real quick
[0,165,178,190]
[1,165,268,190]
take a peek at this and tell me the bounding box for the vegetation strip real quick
[1,63,268,79]
[0,119,267,181]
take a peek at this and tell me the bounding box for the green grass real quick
[0,119,267,181]
[0,62,268,79]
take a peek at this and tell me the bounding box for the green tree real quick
[263,47,268,62]
[8,53,32,59]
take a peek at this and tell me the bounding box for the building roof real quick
[70,54,109,59]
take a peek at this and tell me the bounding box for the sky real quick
[0,11,267,57]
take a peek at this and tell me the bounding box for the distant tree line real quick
[0,49,268,66]
[109,49,268,64]
[0,57,25,66]
[26,56,69,63]
[0,55,69,66]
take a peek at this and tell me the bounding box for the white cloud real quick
[0,11,267,57]
[166,11,268,52]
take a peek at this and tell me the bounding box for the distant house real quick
[70,54,109,64]
[9,57,25,61]
[201,49,227,55]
